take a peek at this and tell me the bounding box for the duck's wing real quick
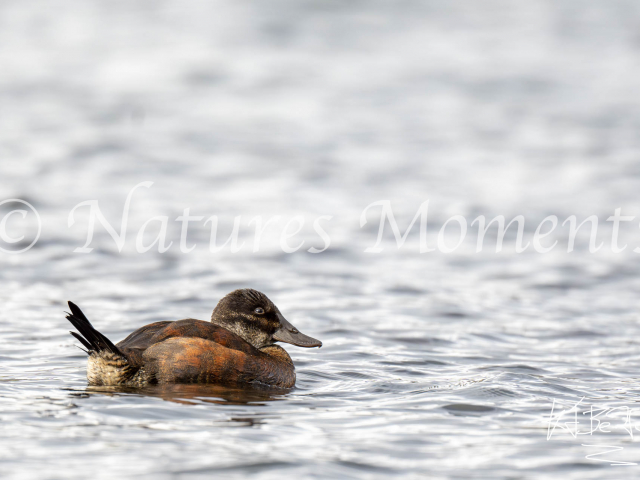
[116,321,175,350]
[146,319,259,355]
[116,319,259,369]
[117,319,258,356]
[112,321,173,369]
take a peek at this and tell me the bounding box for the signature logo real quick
[547,397,638,466]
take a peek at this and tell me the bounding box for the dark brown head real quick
[210,289,322,350]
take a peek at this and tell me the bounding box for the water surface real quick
[2,1,640,478]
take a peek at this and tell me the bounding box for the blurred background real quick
[2,1,640,479]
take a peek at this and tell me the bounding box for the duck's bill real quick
[273,314,322,348]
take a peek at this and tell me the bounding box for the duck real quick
[65,289,322,389]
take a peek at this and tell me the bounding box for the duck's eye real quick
[254,307,265,315]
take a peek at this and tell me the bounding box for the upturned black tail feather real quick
[65,301,121,356]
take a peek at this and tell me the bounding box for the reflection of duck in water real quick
[65,289,322,388]
[77,383,290,407]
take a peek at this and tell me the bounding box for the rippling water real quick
[3,1,640,478]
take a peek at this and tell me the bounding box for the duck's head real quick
[210,289,322,350]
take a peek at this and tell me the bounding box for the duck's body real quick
[66,289,321,389]
[88,319,296,388]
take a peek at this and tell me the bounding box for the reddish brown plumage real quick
[115,319,295,387]
[140,337,295,387]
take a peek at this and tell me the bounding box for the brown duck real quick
[65,289,322,388]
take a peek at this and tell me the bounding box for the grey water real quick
[3,1,640,478]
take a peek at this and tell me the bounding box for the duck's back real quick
[116,319,260,368]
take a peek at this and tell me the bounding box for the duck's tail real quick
[65,301,135,385]
[65,301,121,356]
